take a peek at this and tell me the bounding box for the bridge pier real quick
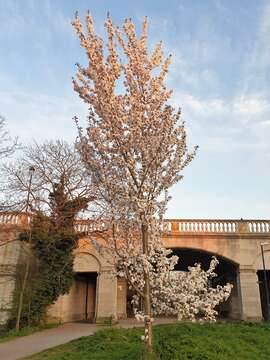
[95,270,118,323]
[239,266,262,321]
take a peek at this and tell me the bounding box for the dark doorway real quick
[170,248,241,319]
[74,272,97,322]
[257,270,270,320]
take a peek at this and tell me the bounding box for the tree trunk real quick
[16,172,34,331]
[142,223,153,354]
[15,231,32,331]
[15,256,30,331]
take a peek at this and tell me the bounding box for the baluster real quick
[179,222,183,232]
[253,222,257,232]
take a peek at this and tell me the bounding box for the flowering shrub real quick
[118,236,232,322]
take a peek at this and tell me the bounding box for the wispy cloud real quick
[0,89,87,143]
[233,95,270,116]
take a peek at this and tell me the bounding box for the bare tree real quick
[0,139,96,214]
[0,116,19,160]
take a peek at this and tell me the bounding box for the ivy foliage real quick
[18,175,89,326]
[26,213,76,324]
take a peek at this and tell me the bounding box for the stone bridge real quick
[0,213,270,323]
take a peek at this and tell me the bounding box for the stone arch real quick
[73,252,101,273]
[170,246,239,269]
[48,252,101,323]
[169,246,241,320]
[163,236,241,265]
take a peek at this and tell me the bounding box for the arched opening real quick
[170,248,241,320]
[72,253,100,322]
[48,252,100,323]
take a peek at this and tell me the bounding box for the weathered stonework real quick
[0,224,26,325]
[0,214,269,324]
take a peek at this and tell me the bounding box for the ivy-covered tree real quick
[2,140,96,329]
[17,175,89,326]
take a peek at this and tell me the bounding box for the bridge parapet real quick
[165,219,270,235]
[74,219,107,233]
[0,213,269,236]
[0,212,30,227]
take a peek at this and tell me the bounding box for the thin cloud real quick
[233,96,270,116]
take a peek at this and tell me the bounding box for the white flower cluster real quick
[118,236,232,322]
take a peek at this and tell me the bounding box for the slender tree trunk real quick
[15,230,32,331]
[16,170,34,331]
[142,223,153,354]
[15,254,30,331]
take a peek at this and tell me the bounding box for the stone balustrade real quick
[0,212,29,226]
[74,220,107,233]
[0,212,269,235]
[164,219,270,234]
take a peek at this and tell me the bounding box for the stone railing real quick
[0,213,269,235]
[164,219,270,234]
[0,212,30,227]
[74,219,107,233]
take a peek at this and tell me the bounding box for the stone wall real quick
[0,226,24,325]
[0,217,269,324]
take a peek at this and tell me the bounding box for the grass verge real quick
[25,322,270,360]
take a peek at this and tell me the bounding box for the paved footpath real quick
[0,318,176,360]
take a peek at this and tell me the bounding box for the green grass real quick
[24,322,270,360]
[0,323,60,344]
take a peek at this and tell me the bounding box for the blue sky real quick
[0,0,269,219]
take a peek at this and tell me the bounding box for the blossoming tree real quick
[72,14,231,353]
